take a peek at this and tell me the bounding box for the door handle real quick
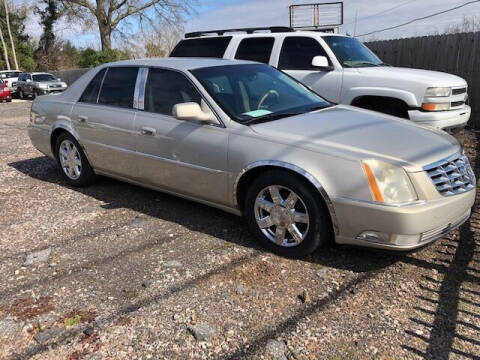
[78,115,88,123]
[141,127,156,136]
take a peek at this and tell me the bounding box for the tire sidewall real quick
[245,170,331,258]
[55,133,95,187]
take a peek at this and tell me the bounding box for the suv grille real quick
[451,101,465,108]
[452,88,467,95]
[424,154,476,196]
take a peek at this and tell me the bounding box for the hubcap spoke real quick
[256,198,274,212]
[288,224,303,244]
[292,211,308,223]
[275,226,286,245]
[284,192,298,209]
[59,140,82,180]
[268,186,283,205]
[257,216,274,229]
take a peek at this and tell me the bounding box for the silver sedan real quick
[28,58,476,257]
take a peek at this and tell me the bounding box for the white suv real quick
[170,27,470,131]
[0,70,22,95]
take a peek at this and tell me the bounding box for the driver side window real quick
[144,68,202,116]
[278,37,331,70]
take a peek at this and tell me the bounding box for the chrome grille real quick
[424,154,476,197]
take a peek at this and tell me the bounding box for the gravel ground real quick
[0,101,479,360]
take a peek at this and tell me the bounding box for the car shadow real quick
[8,155,400,274]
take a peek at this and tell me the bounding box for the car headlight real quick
[425,87,451,97]
[38,83,48,89]
[362,159,418,204]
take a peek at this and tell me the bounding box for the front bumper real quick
[408,105,471,131]
[38,88,65,95]
[333,189,475,250]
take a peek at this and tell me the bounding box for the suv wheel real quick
[19,89,24,99]
[244,170,331,257]
[55,133,96,187]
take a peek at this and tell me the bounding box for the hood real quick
[356,66,467,88]
[250,105,460,171]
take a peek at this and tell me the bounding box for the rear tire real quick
[244,170,331,257]
[55,133,96,187]
[19,89,24,99]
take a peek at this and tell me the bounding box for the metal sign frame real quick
[289,2,344,30]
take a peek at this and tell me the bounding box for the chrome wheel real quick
[58,139,82,180]
[254,185,310,247]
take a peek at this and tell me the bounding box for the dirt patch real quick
[3,297,55,320]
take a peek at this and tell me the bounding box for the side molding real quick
[233,160,339,235]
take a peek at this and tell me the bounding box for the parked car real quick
[0,70,22,95]
[170,27,471,132]
[17,72,68,99]
[0,79,12,102]
[28,59,476,257]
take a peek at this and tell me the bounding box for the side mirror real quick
[172,102,217,123]
[312,56,333,71]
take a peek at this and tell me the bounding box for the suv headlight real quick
[362,159,418,204]
[38,83,48,89]
[425,87,451,97]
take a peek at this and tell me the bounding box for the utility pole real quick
[353,9,358,37]
[3,0,18,69]
[0,22,10,70]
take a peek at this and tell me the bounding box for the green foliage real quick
[0,4,34,71]
[34,0,60,71]
[78,48,129,68]
[64,314,82,327]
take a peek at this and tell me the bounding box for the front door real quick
[71,66,139,178]
[134,68,229,204]
[276,36,342,103]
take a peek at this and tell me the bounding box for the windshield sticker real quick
[242,109,273,118]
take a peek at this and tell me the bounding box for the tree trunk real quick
[99,26,112,51]
[3,0,18,69]
[0,24,10,70]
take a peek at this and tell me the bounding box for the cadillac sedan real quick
[28,58,476,257]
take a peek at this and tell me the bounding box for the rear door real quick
[234,37,275,64]
[71,66,139,178]
[276,36,342,103]
[134,67,229,204]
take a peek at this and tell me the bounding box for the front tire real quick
[55,133,96,187]
[244,170,331,257]
[19,89,24,99]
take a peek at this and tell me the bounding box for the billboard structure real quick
[289,2,344,33]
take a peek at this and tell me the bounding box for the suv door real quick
[276,36,342,103]
[71,66,139,177]
[134,67,228,204]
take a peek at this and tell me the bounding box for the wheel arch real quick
[50,124,81,158]
[234,161,339,235]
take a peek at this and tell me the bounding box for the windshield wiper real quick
[344,61,383,68]
[243,111,303,125]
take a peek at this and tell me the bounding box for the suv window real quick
[79,68,107,104]
[144,68,202,116]
[235,37,274,64]
[278,37,330,70]
[98,67,138,108]
[170,37,232,58]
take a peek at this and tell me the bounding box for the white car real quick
[171,27,471,132]
[0,70,22,95]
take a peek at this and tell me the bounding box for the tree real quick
[34,0,60,71]
[3,0,18,69]
[144,22,183,58]
[60,0,192,51]
[78,47,129,68]
[0,20,9,69]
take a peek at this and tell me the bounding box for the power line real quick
[344,0,418,26]
[357,0,480,37]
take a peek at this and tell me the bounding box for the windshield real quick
[191,64,331,124]
[32,74,57,82]
[323,36,384,68]
[0,71,21,78]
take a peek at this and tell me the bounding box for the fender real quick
[344,87,419,108]
[233,160,339,235]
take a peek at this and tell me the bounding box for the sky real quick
[20,0,480,48]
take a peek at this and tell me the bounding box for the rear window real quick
[235,37,274,64]
[98,67,138,108]
[79,68,107,104]
[170,37,232,58]
[0,71,21,78]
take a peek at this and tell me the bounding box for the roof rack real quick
[184,26,294,39]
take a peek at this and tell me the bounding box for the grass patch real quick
[64,314,82,327]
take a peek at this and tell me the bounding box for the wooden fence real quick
[366,32,480,129]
